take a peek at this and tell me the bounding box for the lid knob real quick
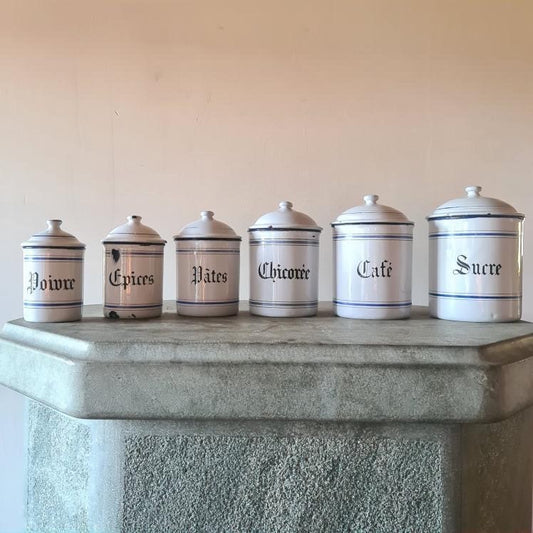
[279,201,293,210]
[363,194,379,205]
[201,210,214,220]
[127,215,142,223]
[47,219,62,230]
[465,186,482,198]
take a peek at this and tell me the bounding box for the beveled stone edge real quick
[2,339,533,423]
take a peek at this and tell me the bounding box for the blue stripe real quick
[428,214,524,221]
[23,301,82,308]
[429,292,521,301]
[429,232,518,238]
[176,250,239,254]
[249,300,317,308]
[104,303,162,309]
[24,257,83,261]
[334,300,411,308]
[334,235,412,241]
[177,299,239,305]
[250,240,319,246]
[105,252,164,256]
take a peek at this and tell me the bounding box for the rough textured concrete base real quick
[24,401,533,533]
[27,402,452,533]
[461,406,533,533]
[27,402,90,533]
[123,434,442,532]
[10,305,533,532]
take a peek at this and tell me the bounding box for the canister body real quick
[428,216,523,322]
[23,247,84,322]
[103,243,164,319]
[249,229,320,317]
[333,224,413,319]
[176,239,240,316]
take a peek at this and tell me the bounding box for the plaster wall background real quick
[1,1,532,530]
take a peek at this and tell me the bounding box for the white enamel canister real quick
[21,220,85,322]
[332,195,414,319]
[428,186,524,322]
[174,211,241,317]
[102,215,166,319]
[249,201,322,317]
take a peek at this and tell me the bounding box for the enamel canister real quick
[249,201,322,317]
[332,195,414,319]
[22,219,85,322]
[102,215,166,319]
[174,210,241,316]
[428,186,524,322]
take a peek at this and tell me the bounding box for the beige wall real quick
[1,1,532,530]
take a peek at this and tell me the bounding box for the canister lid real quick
[427,186,525,220]
[174,211,241,241]
[22,219,86,249]
[249,201,322,232]
[102,215,166,245]
[332,195,413,225]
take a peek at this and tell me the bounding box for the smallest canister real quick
[102,215,166,319]
[249,201,322,317]
[332,195,414,319]
[174,211,241,316]
[428,186,525,322]
[22,219,85,322]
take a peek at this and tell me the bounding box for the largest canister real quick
[427,186,524,322]
[249,201,322,317]
[332,195,414,319]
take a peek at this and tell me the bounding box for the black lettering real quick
[256,262,312,282]
[110,268,156,288]
[453,255,470,275]
[453,255,502,276]
[26,271,76,293]
[27,272,38,294]
[357,260,371,278]
[109,268,122,287]
[191,266,229,284]
[192,266,200,285]
[357,259,393,279]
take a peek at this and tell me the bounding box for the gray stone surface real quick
[25,400,533,533]
[7,306,533,532]
[27,401,455,533]
[461,406,533,532]
[1,303,533,422]
[122,434,442,532]
[27,402,90,533]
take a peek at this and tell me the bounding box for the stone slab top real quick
[1,303,533,423]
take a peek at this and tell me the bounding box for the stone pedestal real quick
[1,303,533,532]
